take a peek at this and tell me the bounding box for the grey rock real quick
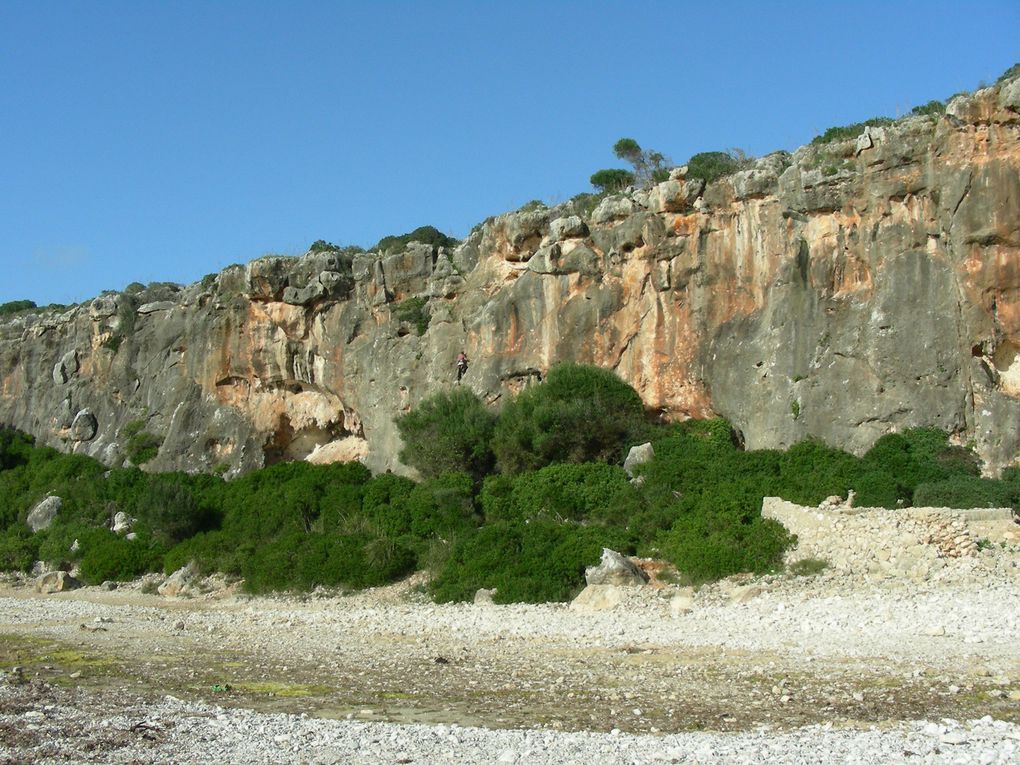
[549,215,588,241]
[70,409,98,441]
[27,496,62,532]
[623,442,654,478]
[473,588,497,605]
[34,570,80,594]
[591,196,638,224]
[585,548,648,586]
[88,295,118,319]
[158,563,198,598]
[999,77,1020,112]
[52,350,78,384]
[137,301,176,314]
[569,584,627,612]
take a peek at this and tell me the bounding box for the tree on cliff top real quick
[613,137,671,186]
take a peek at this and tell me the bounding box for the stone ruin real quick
[762,496,1020,580]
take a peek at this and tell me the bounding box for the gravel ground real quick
[0,547,1018,764]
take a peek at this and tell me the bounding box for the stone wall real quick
[762,497,1019,580]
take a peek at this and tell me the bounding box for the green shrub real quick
[481,462,629,524]
[0,428,34,471]
[565,192,607,220]
[518,200,546,212]
[685,151,745,184]
[78,531,165,584]
[996,63,1020,84]
[589,168,635,194]
[0,300,37,317]
[812,117,893,145]
[862,428,977,500]
[309,239,365,256]
[0,527,41,571]
[481,462,666,540]
[913,474,1019,509]
[396,388,497,481]
[241,531,415,593]
[132,474,220,544]
[491,363,648,474]
[375,226,458,254]
[392,296,430,336]
[910,100,946,117]
[789,557,828,576]
[123,421,163,465]
[429,521,631,603]
[654,514,791,584]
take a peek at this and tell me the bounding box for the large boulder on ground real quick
[623,442,654,479]
[26,496,62,532]
[584,548,648,586]
[34,571,80,594]
[158,563,198,598]
[570,584,627,612]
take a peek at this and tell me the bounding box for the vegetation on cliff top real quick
[2,364,1017,602]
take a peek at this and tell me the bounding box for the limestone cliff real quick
[3,78,1019,476]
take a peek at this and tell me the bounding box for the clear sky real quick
[2,1,1018,306]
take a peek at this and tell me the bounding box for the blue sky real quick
[2,1,1018,306]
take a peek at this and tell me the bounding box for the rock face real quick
[1,79,1020,475]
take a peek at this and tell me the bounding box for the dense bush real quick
[812,117,893,145]
[309,239,364,255]
[914,474,1019,509]
[491,363,648,474]
[392,297,430,336]
[685,151,746,184]
[910,100,946,117]
[375,225,458,254]
[429,521,631,603]
[0,300,37,316]
[654,514,791,584]
[77,531,165,584]
[396,388,497,481]
[132,473,220,544]
[122,420,163,465]
[589,168,635,194]
[0,526,40,571]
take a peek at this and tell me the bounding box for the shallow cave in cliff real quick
[262,415,354,465]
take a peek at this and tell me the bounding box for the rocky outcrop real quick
[2,77,1019,475]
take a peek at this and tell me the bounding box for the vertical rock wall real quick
[1,78,1019,476]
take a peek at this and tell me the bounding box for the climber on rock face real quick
[456,351,469,382]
